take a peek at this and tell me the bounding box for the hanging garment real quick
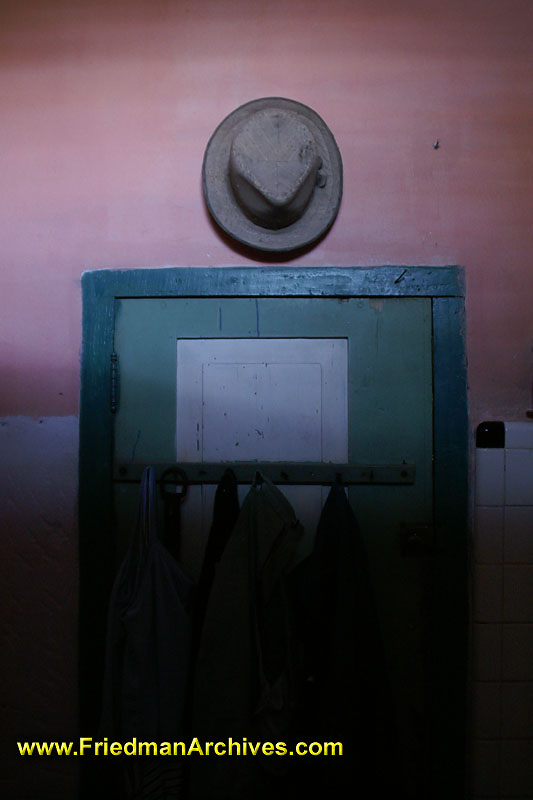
[191,467,240,661]
[160,466,189,562]
[99,466,194,798]
[183,468,240,756]
[189,475,311,800]
[291,480,400,797]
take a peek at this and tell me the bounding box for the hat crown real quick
[229,109,319,230]
[203,97,342,252]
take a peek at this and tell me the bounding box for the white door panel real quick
[176,338,348,463]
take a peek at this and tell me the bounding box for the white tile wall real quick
[471,623,502,681]
[501,683,533,738]
[469,739,500,797]
[472,564,502,622]
[501,624,533,680]
[505,421,533,450]
[500,740,533,796]
[503,565,533,622]
[471,682,501,738]
[505,449,533,505]
[475,449,505,506]
[474,507,504,563]
[504,506,533,562]
[471,422,533,799]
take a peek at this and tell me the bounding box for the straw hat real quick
[202,97,343,252]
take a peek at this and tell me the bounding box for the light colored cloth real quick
[99,467,193,798]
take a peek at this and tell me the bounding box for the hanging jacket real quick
[292,481,400,796]
[189,475,310,800]
[190,467,240,663]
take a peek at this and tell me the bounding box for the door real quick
[112,295,433,799]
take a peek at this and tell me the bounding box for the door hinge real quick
[110,351,119,414]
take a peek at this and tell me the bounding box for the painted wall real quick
[1,1,532,797]
[1,0,532,421]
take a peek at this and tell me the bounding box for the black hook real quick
[160,467,188,501]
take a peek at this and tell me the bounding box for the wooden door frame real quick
[79,266,468,797]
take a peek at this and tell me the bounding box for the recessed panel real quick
[176,338,348,463]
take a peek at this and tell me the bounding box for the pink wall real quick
[1,0,532,423]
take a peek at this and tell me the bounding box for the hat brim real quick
[202,97,343,253]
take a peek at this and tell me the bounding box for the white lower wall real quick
[471,422,533,799]
[0,416,79,800]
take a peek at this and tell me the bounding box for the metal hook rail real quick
[115,462,415,486]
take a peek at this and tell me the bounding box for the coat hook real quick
[159,467,188,500]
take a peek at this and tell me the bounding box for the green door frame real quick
[79,266,468,797]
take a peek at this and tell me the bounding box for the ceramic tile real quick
[503,566,533,622]
[474,506,504,563]
[502,682,533,738]
[476,450,505,506]
[504,506,533,563]
[471,623,502,681]
[505,421,533,449]
[473,565,502,622]
[505,449,533,506]
[470,682,501,739]
[469,739,500,796]
[502,624,533,680]
[500,739,533,796]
